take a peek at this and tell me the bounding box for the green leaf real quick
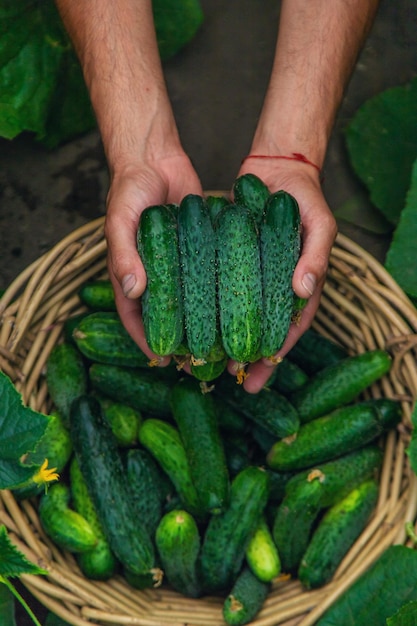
[0,583,16,626]
[0,526,46,578]
[385,158,417,298]
[345,77,417,225]
[333,193,393,235]
[406,400,417,475]
[0,371,50,489]
[153,0,204,60]
[387,601,417,626]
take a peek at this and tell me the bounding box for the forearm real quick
[54,0,181,173]
[252,0,380,167]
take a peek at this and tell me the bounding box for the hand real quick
[104,154,203,364]
[230,159,337,393]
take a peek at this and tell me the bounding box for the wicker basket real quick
[1,216,417,626]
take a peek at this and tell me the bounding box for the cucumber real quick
[215,204,263,366]
[69,458,117,580]
[205,193,229,223]
[137,204,184,356]
[63,312,90,345]
[298,479,379,589]
[69,395,157,577]
[232,173,270,226]
[96,395,142,447]
[190,355,228,382]
[213,395,249,435]
[72,312,149,368]
[266,357,309,395]
[89,363,173,417]
[155,509,202,598]
[170,377,230,515]
[288,327,349,375]
[245,515,281,583]
[223,566,270,626]
[138,418,203,519]
[78,279,116,311]
[199,465,270,592]
[177,194,217,360]
[267,398,401,471]
[289,349,392,422]
[259,190,301,358]
[38,483,98,553]
[46,341,88,427]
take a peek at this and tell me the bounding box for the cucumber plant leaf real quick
[345,76,417,226]
[0,583,16,626]
[0,526,46,578]
[387,601,417,626]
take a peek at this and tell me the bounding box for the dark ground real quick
[4,0,417,624]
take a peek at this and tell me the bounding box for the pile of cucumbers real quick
[11,273,402,626]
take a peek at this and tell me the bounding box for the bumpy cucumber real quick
[223,566,270,626]
[155,509,202,598]
[199,466,270,592]
[260,190,301,358]
[170,377,230,515]
[46,341,88,427]
[138,418,203,519]
[69,458,117,580]
[267,398,401,471]
[288,327,348,375]
[245,515,281,583]
[70,395,157,577]
[97,395,141,447]
[72,312,149,368]
[290,349,392,422]
[177,194,217,360]
[38,483,98,553]
[205,193,229,223]
[215,204,263,365]
[267,357,309,395]
[232,173,270,226]
[190,356,228,382]
[78,279,116,311]
[298,479,379,589]
[137,204,184,356]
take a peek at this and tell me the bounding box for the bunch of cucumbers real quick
[11,272,402,626]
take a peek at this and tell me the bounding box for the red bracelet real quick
[241,152,322,176]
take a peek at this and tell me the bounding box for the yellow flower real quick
[32,459,59,486]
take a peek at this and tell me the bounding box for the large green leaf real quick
[345,77,417,225]
[387,602,417,626]
[385,158,417,298]
[0,526,46,578]
[0,583,15,626]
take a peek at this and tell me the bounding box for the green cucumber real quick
[206,193,229,223]
[289,349,392,422]
[245,515,281,583]
[267,398,401,471]
[155,509,202,598]
[46,341,88,427]
[223,566,270,626]
[170,377,230,515]
[137,204,184,356]
[267,357,309,395]
[69,395,157,577]
[138,418,203,519]
[232,173,270,226]
[177,193,217,360]
[288,327,349,375]
[96,395,141,447]
[89,363,173,417]
[199,466,270,592]
[213,395,249,434]
[38,483,98,553]
[190,355,228,382]
[69,458,117,580]
[78,279,116,311]
[260,190,301,358]
[298,479,379,589]
[215,204,263,366]
[72,312,149,368]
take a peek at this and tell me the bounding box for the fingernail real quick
[122,273,136,296]
[301,273,316,297]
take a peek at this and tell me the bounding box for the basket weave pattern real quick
[1,217,417,626]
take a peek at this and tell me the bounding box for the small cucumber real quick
[137,204,184,356]
[205,193,229,223]
[222,566,270,626]
[288,327,349,375]
[260,190,301,358]
[232,173,270,226]
[72,312,149,368]
[267,398,402,471]
[266,357,309,395]
[190,355,228,382]
[170,377,230,515]
[96,395,142,447]
[155,509,202,598]
[215,204,263,366]
[199,466,270,592]
[177,194,217,360]
[245,515,281,583]
[138,418,203,519]
[78,279,116,311]
[298,479,379,589]
[46,341,88,427]
[70,395,157,577]
[69,458,117,580]
[38,483,98,553]
[289,349,392,422]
